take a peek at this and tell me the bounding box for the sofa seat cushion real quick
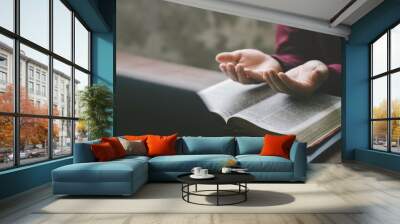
[53,159,147,183]
[236,155,293,172]
[149,154,235,172]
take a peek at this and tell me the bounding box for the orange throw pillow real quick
[101,137,127,158]
[91,142,117,161]
[146,134,177,157]
[259,134,296,159]
[124,135,148,141]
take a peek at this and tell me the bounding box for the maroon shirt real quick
[271,25,342,96]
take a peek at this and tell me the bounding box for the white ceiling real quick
[226,0,352,22]
[162,0,384,38]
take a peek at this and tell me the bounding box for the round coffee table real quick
[177,173,255,206]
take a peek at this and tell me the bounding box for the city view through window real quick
[0,0,90,170]
[371,23,400,153]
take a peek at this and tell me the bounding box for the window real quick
[0,0,91,170]
[35,84,40,96]
[53,0,72,60]
[28,81,34,94]
[53,59,72,117]
[74,18,90,70]
[28,67,34,80]
[371,23,400,154]
[0,34,13,113]
[20,0,49,49]
[0,55,7,67]
[0,0,14,32]
[42,85,46,97]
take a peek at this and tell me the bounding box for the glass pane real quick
[372,76,387,119]
[20,117,49,165]
[0,116,14,170]
[391,72,400,118]
[20,0,49,49]
[20,44,49,115]
[0,0,14,31]
[372,33,387,76]
[74,69,89,118]
[372,121,388,151]
[0,34,14,112]
[391,120,400,153]
[53,0,72,60]
[53,59,72,117]
[74,18,89,70]
[391,24,400,70]
[75,120,88,143]
[53,119,72,157]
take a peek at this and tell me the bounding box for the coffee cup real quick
[191,167,202,176]
[221,167,232,174]
[199,169,208,176]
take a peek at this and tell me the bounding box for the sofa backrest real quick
[74,139,100,163]
[180,136,235,155]
[235,137,264,155]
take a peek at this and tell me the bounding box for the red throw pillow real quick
[101,137,127,158]
[91,142,117,161]
[259,134,296,159]
[146,134,177,157]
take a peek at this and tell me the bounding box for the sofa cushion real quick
[101,137,127,158]
[53,158,147,183]
[260,134,296,159]
[236,155,293,172]
[149,154,235,172]
[236,137,263,155]
[147,134,178,157]
[73,140,100,163]
[181,137,235,155]
[91,142,118,161]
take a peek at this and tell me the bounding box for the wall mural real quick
[116,0,342,161]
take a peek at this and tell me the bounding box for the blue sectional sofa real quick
[52,137,307,196]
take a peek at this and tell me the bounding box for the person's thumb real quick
[215,51,241,63]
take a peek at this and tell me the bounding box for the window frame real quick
[370,20,400,154]
[0,0,92,171]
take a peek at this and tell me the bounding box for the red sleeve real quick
[319,64,341,96]
[271,25,307,71]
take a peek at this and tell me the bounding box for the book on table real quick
[198,79,341,153]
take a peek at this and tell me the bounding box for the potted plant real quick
[79,84,113,140]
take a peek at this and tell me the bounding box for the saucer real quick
[190,174,215,179]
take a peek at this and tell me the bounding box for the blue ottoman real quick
[52,157,148,196]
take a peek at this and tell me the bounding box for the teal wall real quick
[91,0,116,135]
[344,0,400,170]
[0,0,116,200]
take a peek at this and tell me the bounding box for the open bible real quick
[198,79,341,149]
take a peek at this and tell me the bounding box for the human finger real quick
[215,51,241,63]
[277,72,312,96]
[227,63,239,82]
[269,71,292,94]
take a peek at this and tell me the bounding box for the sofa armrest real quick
[73,140,100,163]
[289,141,307,181]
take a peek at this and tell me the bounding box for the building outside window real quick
[0,0,91,170]
[370,23,400,154]
[0,54,7,90]
[28,81,34,94]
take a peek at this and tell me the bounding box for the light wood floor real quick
[1,162,400,224]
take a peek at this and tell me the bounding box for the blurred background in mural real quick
[116,0,342,163]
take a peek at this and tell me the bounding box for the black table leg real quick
[216,184,219,206]
[245,183,247,201]
[195,184,197,192]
